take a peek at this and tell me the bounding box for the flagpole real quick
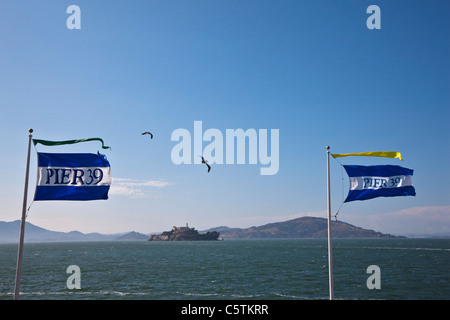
[326,146,335,300]
[13,128,33,300]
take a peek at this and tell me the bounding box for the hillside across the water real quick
[205,217,400,239]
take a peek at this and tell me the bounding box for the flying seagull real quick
[141,131,153,139]
[199,156,211,173]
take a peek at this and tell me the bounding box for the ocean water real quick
[0,239,448,300]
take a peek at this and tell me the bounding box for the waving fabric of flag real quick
[344,165,415,202]
[34,153,111,201]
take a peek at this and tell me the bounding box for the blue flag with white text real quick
[343,165,415,202]
[34,153,111,201]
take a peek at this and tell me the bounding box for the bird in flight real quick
[141,131,153,139]
[199,156,211,173]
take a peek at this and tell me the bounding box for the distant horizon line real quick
[1,218,449,238]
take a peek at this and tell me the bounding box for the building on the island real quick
[172,223,191,232]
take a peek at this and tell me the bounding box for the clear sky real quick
[0,0,448,235]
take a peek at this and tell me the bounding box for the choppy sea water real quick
[0,239,448,300]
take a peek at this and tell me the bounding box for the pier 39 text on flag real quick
[343,165,415,203]
[34,153,111,201]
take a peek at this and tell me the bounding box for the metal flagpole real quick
[326,146,335,300]
[13,128,33,300]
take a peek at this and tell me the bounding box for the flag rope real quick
[25,143,39,217]
[26,201,34,218]
[331,156,346,221]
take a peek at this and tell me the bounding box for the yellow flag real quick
[331,151,403,161]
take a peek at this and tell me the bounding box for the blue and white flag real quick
[343,165,415,202]
[34,153,111,201]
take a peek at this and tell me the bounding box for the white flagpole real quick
[13,128,33,300]
[326,146,335,300]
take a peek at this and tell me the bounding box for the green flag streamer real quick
[33,137,111,150]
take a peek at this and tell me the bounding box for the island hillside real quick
[148,224,220,241]
[204,217,400,239]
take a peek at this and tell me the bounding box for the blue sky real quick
[0,0,448,235]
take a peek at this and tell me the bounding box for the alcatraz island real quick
[148,224,221,241]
